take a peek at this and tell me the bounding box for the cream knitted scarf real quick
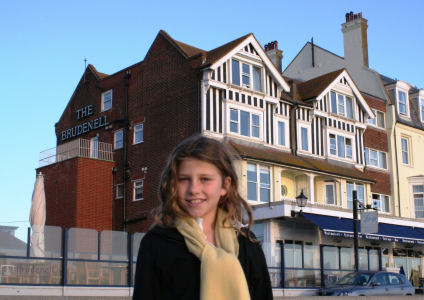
[175,209,250,300]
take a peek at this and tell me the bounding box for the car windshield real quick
[337,273,372,286]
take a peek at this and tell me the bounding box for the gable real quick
[208,35,290,92]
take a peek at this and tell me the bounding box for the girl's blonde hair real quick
[154,135,254,237]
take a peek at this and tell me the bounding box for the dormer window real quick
[231,59,262,92]
[397,90,408,116]
[330,91,354,119]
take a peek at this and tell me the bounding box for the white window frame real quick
[324,182,336,205]
[133,180,144,201]
[90,136,98,158]
[364,147,387,169]
[133,123,144,145]
[101,89,113,112]
[115,183,124,199]
[297,123,311,153]
[328,132,354,161]
[231,59,262,92]
[330,91,354,119]
[397,89,409,117]
[367,109,385,128]
[372,193,390,213]
[420,98,424,123]
[227,104,262,140]
[114,129,123,150]
[401,136,410,165]
[246,162,271,204]
[346,182,365,210]
[274,117,289,149]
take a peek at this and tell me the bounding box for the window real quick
[364,148,387,169]
[231,59,240,86]
[114,129,123,150]
[90,136,98,158]
[133,123,144,144]
[372,193,390,213]
[247,163,270,203]
[347,182,364,209]
[325,183,335,205]
[413,185,424,218]
[330,91,354,118]
[421,98,424,122]
[329,133,353,159]
[367,109,385,128]
[133,180,144,201]
[401,137,409,165]
[101,90,113,111]
[115,184,123,199]
[398,90,408,115]
[277,120,287,147]
[229,108,261,138]
[284,240,320,269]
[300,126,309,151]
[231,59,262,92]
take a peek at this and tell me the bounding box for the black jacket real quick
[133,225,273,300]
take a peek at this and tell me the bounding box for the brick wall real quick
[38,157,114,231]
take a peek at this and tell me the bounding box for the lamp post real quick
[291,189,308,217]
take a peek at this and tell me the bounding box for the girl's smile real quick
[177,158,230,225]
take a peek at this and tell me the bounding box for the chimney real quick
[341,11,369,67]
[264,40,283,73]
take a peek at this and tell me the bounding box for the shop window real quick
[340,247,354,270]
[323,246,339,269]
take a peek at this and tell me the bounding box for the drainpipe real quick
[123,70,131,231]
[393,125,401,217]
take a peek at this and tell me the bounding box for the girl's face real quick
[177,158,230,224]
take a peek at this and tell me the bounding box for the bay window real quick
[229,107,261,138]
[247,163,271,203]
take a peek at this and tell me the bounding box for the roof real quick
[229,140,375,183]
[202,33,252,66]
[296,69,344,100]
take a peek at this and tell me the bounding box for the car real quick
[319,271,415,296]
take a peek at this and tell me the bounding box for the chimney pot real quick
[350,11,353,20]
[275,41,278,49]
[358,12,362,18]
[345,13,349,22]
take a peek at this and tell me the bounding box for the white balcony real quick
[39,138,114,167]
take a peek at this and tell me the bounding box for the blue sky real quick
[1,0,423,241]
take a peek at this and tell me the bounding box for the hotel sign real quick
[61,105,109,141]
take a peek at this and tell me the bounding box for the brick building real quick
[38,15,424,289]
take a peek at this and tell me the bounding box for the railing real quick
[0,226,143,286]
[39,139,113,167]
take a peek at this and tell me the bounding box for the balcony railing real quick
[39,139,114,167]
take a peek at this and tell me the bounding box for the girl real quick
[133,135,272,300]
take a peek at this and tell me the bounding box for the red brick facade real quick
[38,157,114,231]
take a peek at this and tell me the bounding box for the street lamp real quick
[291,189,308,217]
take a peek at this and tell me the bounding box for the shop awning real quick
[301,213,424,245]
